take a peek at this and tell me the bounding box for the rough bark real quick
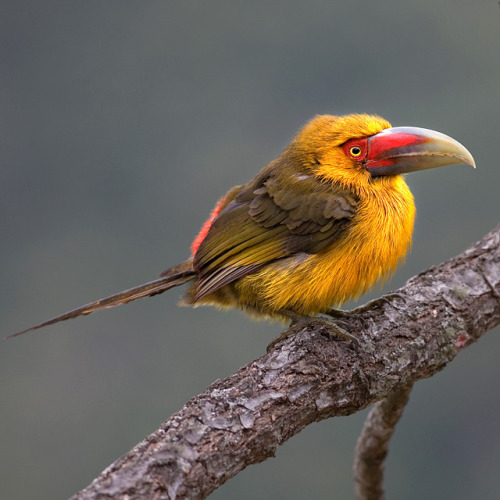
[71,224,500,500]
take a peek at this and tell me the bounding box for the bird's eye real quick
[342,137,368,161]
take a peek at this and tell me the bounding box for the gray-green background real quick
[2,1,499,499]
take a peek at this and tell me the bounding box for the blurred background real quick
[1,1,499,498]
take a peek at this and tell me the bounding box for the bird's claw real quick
[366,292,407,312]
[319,318,360,348]
[326,292,406,318]
[267,315,360,352]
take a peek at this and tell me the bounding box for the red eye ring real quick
[342,137,368,161]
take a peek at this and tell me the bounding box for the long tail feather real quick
[7,271,194,339]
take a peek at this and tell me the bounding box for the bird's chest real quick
[237,181,415,316]
[270,184,416,313]
[314,186,416,303]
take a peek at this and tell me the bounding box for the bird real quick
[9,114,475,339]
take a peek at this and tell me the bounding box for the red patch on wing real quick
[190,195,227,257]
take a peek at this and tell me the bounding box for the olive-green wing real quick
[193,167,358,301]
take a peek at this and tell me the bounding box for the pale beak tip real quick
[465,152,476,169]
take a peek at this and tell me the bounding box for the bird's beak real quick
[365,126,476,176]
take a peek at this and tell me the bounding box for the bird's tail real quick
[7,267,195,339]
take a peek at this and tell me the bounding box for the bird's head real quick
[291,114,475,191]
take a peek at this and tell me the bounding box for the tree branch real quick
[354,382,414,500]
[71,224,500,500]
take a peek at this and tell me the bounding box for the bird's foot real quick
[267,314,359,352]
[325,292,406,318]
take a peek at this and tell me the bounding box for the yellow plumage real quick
[192,115,415,320]
[12,113,475,338]
[239,176,414,316]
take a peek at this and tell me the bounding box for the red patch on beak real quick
[367,132,427,163]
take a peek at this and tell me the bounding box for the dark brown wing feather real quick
[192,161,358,300]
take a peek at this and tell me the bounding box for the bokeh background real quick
[2,1,500,499]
